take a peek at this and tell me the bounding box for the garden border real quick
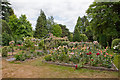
[42,60,118,72]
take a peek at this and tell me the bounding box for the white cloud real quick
[9,0,94,32]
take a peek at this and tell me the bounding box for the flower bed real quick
[42,60,118,71]
[44,42,117,70]
[14,50,45,61]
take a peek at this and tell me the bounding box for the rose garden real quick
[2,33,119,71]
[1,0,120,79]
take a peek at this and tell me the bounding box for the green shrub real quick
[43,45,47,54]
[16,40,22,45]
[14,53,25,61]
[58,52,66,62]
[39,40,44,49]
[14,54,20,60]
[44,55,51,61]
[112,39,120,48]
[24,53,31,59]
[37,52,43,56]
[2,46,8,57]
[30,49,35,54]
[79,34,88,42]
[111,39,120,53]
[7,46,12,52]
[61,41,69,46]
[23,37,35,49]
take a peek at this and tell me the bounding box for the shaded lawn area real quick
[2,56,118,78]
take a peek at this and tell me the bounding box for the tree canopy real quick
[86,2,120,48]
[52,24,62,37]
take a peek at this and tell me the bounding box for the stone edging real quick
[42,60,118,72]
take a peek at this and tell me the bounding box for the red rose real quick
[75,64,77,69]
[96,53,100,56]
[89,52,92,55]
[92,59,93,61]
[86,53,89,55]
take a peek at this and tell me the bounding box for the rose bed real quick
[42,60,118,71]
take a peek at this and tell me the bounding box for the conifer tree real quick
[34,10,48,38]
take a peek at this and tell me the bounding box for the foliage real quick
[37,52,44,56]
[60,41,69,46]
[2,32,12,46]
[17,14,33,37]
[44,55,52,61]
[47,16,54,33]
[1,1,14,22]
[2,20,12,35]
[81,16,89,34]
[0,34,2,45]
[86,2,120,48]
[59,24,70,38]
[52,24,62,37]
[38,40,44,49]
[2,46,8,57]
[14,53,25,61]
[79,34,88,42]
[34,10,48,38]
[14,50,45,61]
[85,26,93,41]
[111,38,120,48]
[9,41,15,54]
[73,27,81,42]
[23,37,35,50]
[112,39,120,53]
[8,14,19,36]
[68,33,73,42]
[16,40,23,45]
[9,14,33,41]
[1,20,12,46]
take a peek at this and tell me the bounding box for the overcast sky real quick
[9,0,94,32]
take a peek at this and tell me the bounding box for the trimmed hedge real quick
[2,46,8,57]
[112,39,120,48]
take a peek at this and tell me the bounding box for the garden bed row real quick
[42,60,118,72]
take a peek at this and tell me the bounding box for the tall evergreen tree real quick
[81,16,89,34]
[1,0,14,22]
[34,10,48,38]
[73,26,81,42]
[47,16,54,33]
[73,17,82,42]
[81,16,93,41]
[59,24,70,37]
[73,16,88,42]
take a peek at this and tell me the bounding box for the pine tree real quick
[34,10,48,38]
[73,26,81,42]
[47,16,54,33]
[1,0,14,22]
[73,16,82,42]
